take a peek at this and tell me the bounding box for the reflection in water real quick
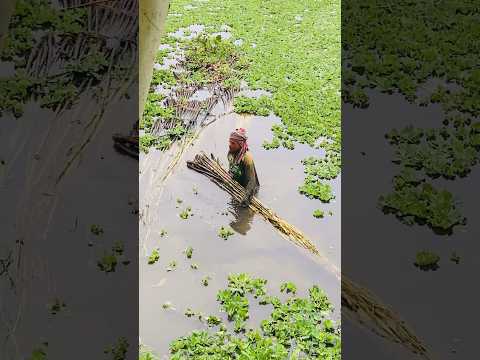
[228,196,255,235]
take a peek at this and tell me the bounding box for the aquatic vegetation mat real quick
[187,152,432,358]
[140,33,244,154]
[169,274,341,359]
[146,0,341,203]
[344,0,480,233]
[379,169,465,233]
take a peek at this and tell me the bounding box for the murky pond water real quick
[139,105,341,356]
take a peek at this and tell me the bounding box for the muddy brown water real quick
[139,106,341,356]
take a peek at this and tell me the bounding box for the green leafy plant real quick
[104,337,129,360]
[218,226,234,240]
[184,246,193,259]
[148,249,160,265]
[414,251,440,271]
[169,273,340,359]
[233,95,273,116]
[97,253,117,273]
[90,224,104,236]
[280,281,297,295]
[313,209,324,218]
[299,176,334,202]
[179,206,193,219]
[379,169,465,233]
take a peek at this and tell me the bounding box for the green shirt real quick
[228,151,260,199]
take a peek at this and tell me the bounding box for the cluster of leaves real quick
[386,121,480,179]
[147,249,160,265]
[313,209,324,219]
[233,95,273,116]
[90,224,104,236]
[379,120,479,232]
[216,273,267,332]
[379,169,465,232]
[303,153,341,181]
[179,206,193,219]
[104,337,129,360]
[0,1,121,117]
[184,246,193,259]
[97,241,129,273]
[343,1,480,116]
[218,226,235,240]
[299,176,334,203]
[170,274,340,359]
[414,251,440,271]
[182,34,246,86]
[280,281,297,294]
[260,286,339,358]
[27,344,48,360]
[2,0,87,63]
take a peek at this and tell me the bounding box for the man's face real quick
[229,139,241,153]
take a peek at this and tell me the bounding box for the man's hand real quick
[240,193,252,207]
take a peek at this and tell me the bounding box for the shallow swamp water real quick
[139,105,341,356]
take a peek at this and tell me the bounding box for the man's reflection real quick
[228,198,255,235]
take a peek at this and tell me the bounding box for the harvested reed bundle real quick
[187,152,431,359]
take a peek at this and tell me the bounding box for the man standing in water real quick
[228,128,260,207]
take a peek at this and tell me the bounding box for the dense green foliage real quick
[414,251,440,271]
[386,122,480,179]
[140,33,245,153]
[169,274,340,359]
[233,96,273,116]
[343,0,480,232]
[379,169,465,232]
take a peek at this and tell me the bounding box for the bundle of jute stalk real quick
[187,152,432,359]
